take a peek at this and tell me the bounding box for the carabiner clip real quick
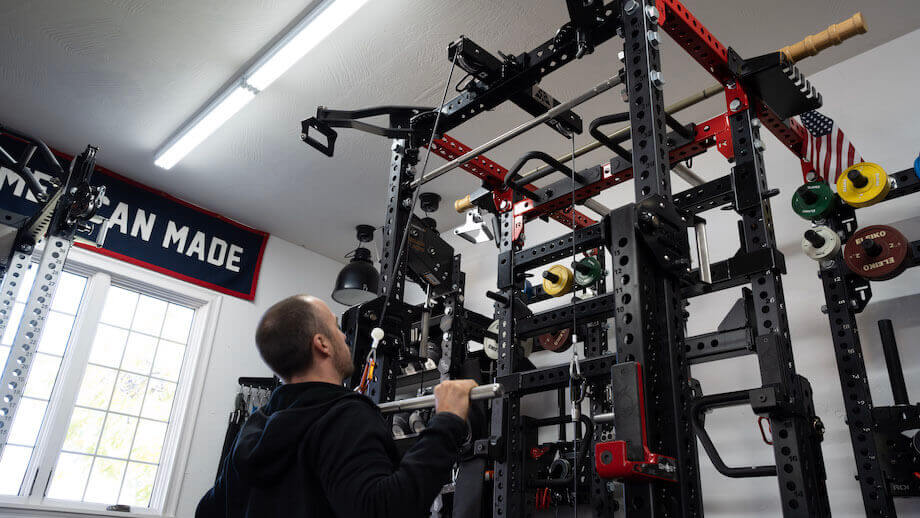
[568,353,585,421]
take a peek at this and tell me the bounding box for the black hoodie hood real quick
[230,382,371,486]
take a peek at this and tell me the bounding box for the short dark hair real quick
[255,295,330,379]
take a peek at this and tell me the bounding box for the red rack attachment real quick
[595,362,678,482]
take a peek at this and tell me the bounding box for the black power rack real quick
[804,167,920,517]
[300,0,847,516]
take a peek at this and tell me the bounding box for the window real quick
[0,268,86,496]
[0,247,218,516]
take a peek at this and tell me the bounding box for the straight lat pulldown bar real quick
[378,383,504,414]
[412,75,624,188]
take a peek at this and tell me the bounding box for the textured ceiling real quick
[1,0,919,262]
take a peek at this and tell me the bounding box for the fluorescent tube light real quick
[154,0,368,170]
[155,86,255,170]
[248,0,369,90]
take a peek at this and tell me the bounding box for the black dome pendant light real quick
[332,224,379,306]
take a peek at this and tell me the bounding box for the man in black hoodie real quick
[196,294,476,518]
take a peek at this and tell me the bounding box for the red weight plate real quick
[843,225,911,281]
[538,328,572,352]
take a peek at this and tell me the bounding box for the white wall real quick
[439,28,920,517]
[172,236,345,518]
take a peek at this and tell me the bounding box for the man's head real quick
[255,295,354,383]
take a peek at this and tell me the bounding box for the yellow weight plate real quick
[836,162,890,208]
[542,264,574,297]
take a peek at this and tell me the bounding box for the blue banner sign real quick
[0,134,268,300]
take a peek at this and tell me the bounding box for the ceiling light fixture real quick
[332,225,379,306]
[154,0,369,170]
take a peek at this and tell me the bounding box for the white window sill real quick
[0,501,171,518]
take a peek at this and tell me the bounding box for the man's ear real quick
[312,333,331,358]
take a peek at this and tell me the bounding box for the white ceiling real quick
[2,0,919,262]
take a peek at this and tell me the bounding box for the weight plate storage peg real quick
[542,264,574,297]
[843,225,912,280]
[836,162,890,208]
[791,181,836,220]
[573,256,603,287]
[801,226,841,260]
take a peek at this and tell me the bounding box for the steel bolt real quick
[729,99,742,111]
[645,5,659,23]
[649,70,664,89]
[820,305,828,314]
[754,138,765,152]
[623,0,639,15]
[646,30,660,49]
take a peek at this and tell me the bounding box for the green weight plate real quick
[574,256,602,287]
[791,181,835,220]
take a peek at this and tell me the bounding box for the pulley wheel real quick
[542,264,574,297]
[791,181,835,220]
[573,256,603,287]
[843,225,911,281]
[836,162,890,208]
[801,226,841,261]
[538,328,572,352]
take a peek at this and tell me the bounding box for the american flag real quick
[791,110,863,183]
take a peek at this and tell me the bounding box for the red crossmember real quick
[426,134,596,229]
[659,0,809,163]
[658,0,731,84]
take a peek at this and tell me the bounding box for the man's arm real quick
[310,400,468,518]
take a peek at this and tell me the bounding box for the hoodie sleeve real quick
[309,398,467,518]
[195,443,231,518]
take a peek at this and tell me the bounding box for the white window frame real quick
[0,245,222,518]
